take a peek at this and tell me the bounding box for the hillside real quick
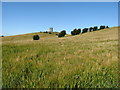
[2,27,119,88]
[2,32,59,42]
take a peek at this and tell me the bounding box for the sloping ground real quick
[2,32,59,42]
[2,27,119,88]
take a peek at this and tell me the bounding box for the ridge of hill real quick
[2,27,118,44]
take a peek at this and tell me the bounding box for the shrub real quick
[71,31,75,35]
[58,33,63,37]
[100,25,105,30]
[49,32,52,34]
[71,31,76,35]
[89,27,93,32]
[71,29,77,35]
[44,31,48,33]
[71,29,81,35]
[106,26,109,28]
[1,35,4,37]
[33,35,40,40]
[93,26,98,31]
[58,30,66,37]
[82,28,88,33]
[77,29,81,34]
[61,30,66,36]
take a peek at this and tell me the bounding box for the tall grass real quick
[2,27,119,88]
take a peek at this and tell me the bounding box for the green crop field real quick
[2,27,119,88]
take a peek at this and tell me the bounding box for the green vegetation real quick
[58,30,66,37]
[33,35,40,40]
[2,27,119,88]
[71,28,81,35]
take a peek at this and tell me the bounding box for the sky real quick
[1,0,120,2]
[2,2,118,36]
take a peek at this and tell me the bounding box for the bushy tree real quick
[106,26,109,28]
[33,35,40,40]
[49,32,51,34]
[71,28,81,35]
[58,30,66,37]
[1,35,4,37]
[100,25,105,30]
[71,29,77,35]
[89,27,93,32]
[43,31,48,33]
[58,33,63,37]
[93,26,98,31]
[61,30,66,35]
[77,29,81,34]
[71,31,75,35]
[82,28,88,33]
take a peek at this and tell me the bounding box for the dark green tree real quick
[100,25,105,30]
[89,27,93,32]
[49,32,51,34]
[1,35,4,37]
[71,31,75,35]
[71,29,77,35]
[58,30,66,37]
[61,30,66,35]
[93,26,98,31]
[33,35,40,40]
[106,26,109,28]
[82,28,88,33]
[77,29,81,34]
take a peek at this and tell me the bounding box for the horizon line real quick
[2,26,118,37]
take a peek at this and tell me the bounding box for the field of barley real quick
[2,27,119,88]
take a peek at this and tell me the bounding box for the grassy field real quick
[2,27,119,88]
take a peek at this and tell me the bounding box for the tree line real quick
[33,25,109,40]
[58,25,109,37]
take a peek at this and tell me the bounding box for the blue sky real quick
[2,2,118,36]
